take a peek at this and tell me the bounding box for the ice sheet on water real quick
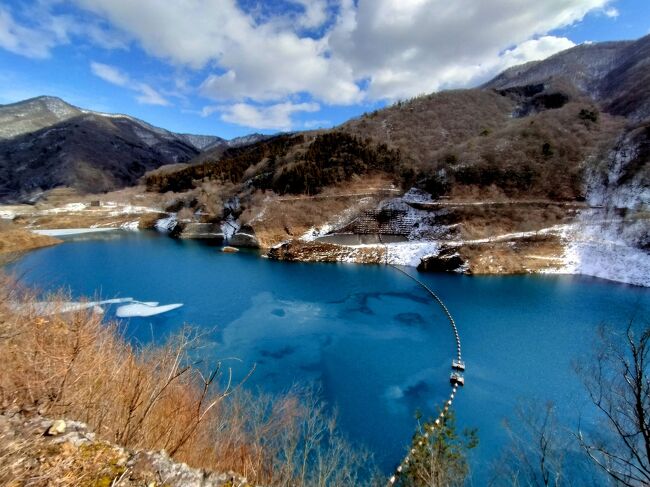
[115,302,183,318]
[33,228,116,236]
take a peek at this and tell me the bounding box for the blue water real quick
[9,231,650,482]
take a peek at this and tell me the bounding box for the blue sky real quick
[0,0,648,139]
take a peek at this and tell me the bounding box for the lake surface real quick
[9,231,650,483]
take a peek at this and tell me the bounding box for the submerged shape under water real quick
[9,231,650,482]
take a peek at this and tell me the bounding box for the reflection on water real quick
[8,231,650,482]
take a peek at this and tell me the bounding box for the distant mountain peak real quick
[0,95,277,201]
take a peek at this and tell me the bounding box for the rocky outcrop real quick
[172,222,225,242]
[268,240,385,264]
[0,410,255,487]
[228,224,260,248]
[229,232,259,247]
[418,246,466,273]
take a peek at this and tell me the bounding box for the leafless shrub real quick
[576,319,650,487]
[0,273,378,485]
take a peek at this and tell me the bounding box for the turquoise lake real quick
[9,231,650,483]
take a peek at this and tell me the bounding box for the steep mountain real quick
[199,133,273,153]
[177,134,225,151]
[0,97,265,202]
[485,35,650,121]
[0,114,197,202]
[483,41,630,94]
[0,97,199,201]
[0,96,82,140]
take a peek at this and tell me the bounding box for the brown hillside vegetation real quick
[145,83,623,213]
[342,89,515,164]
[141,37,650,215]
[0,275,377,486]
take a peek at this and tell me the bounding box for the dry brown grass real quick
[343,89,515,165]
[0,274,376,486]
[0,227,61,264]
[459,235,565,274]
[448,203,575,240]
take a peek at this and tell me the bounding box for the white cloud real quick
[90,62,129,86]
[0,3,125,59]
[3,0,617,127]
[70,0,611,105]
[90,62,169,106]
[0,6,59,58]
[329,0,610,99]
[74,0,362,105]
[290,0,329,29]
[219,102,320,130]
[496,36,577,73]
[604,7,619,18]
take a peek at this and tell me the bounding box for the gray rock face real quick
[228,225,259,248]
[228,233,259,248]
[418,246,466,273]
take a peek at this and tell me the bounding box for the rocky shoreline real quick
[1,188,648,287]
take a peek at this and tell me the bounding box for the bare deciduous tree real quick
[489,400,574,487]
[576,321,650,487]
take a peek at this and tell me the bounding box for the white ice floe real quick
[14,297,182,318]
[116,303,183,318]
[18,298,135,316]
[32,228,117,237]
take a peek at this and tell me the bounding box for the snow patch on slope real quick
[551,210,650,287]
[386,241,440,266]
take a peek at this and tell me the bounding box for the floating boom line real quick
[379,235,464,485]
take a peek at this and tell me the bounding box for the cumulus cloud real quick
[290,0,329,29]
[0,3,124,59]
[495,36,577,73]
[71,0,612,105]
[219,101,320,130]
[2,0,620,129]
[90,62,169,106]
[74,0,362,105]
[329,0,609,99]
[0,6,60,58]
